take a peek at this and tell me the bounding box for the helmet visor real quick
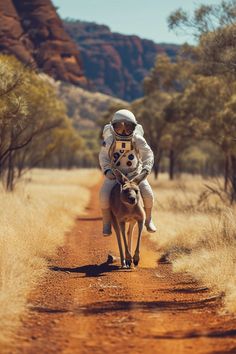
[112,121,136,136]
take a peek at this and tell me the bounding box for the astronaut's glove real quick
[105,169,116,180]
[140,168,149,177]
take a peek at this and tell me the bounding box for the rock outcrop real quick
[64,20,179,101]
[0,1,179,99]
[0,0,87,86]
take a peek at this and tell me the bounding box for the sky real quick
[52,0,223,44]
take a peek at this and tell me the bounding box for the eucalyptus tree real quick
[131,90,171,179]
[168,0,236,75]
[168,0,236,198]
[138,54,195,179]
[0,55,82,190]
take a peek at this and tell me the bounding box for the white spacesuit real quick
[99,109,157,236]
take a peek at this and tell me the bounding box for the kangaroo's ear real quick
[113,169,128,185]
[131,170,148,185]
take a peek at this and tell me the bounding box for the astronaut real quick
[99,109,157,236]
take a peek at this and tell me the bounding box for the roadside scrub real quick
[151,174,236,312]
[0,169,100,343]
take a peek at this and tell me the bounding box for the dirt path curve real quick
[16,182,236,354]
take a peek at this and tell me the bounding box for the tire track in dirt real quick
[13,182,236,354]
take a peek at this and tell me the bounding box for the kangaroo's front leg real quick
[133,220,144,266]
[120,222,132,268]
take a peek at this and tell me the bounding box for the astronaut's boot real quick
[101,208,112,236]
[144,207,157,233]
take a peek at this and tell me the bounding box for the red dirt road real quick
[13,183,236,354]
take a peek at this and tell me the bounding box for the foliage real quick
[135,0,236,201]
[0,55,83,190]
[168,1,236,75]
[132,91,171,177]
[132,54,196,179]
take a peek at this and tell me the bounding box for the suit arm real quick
[135,136,154,173]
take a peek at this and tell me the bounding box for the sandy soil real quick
[9,183,236,354]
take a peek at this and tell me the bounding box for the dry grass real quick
[0,168,100,344]
[150,173,236,312]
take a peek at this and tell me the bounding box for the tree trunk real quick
[230,155,236,203]
[153,148,162,180]
[6,151,15,191]
[58,152,63,169]
[169,149,175,180]
[18,167,23,178]
[224,154,229,192]
[153,164,159,180]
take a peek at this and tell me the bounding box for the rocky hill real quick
[56,81,126,130]
[41,74,126,130]
[0,0,179,100]
[64,20,179,101]
[41,75,127,160]
[0,0,87,86]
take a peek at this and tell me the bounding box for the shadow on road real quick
[77,216,102,221]
[50,261,120,277]
[30,300,235,342]
[147,328,236,339]
[76,296,220,315]
[30,307,68,314]
[31,296,221,319]
[211,348,236,354]
[167,286,209,294]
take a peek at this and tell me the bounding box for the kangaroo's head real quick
[114,170,147,206]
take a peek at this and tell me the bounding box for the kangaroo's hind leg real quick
[111,213,126,268]
[133,220,144,266]
[120,222,132,268]
[128,221,136,255]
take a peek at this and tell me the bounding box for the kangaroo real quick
[110,169,147,268]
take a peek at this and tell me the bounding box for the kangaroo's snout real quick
[129,196,136,204]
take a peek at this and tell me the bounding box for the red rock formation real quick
[0,0,33,63]
[64,20,179,101]
[0,0,87,86]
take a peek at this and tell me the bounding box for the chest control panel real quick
[115,141,131,152]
